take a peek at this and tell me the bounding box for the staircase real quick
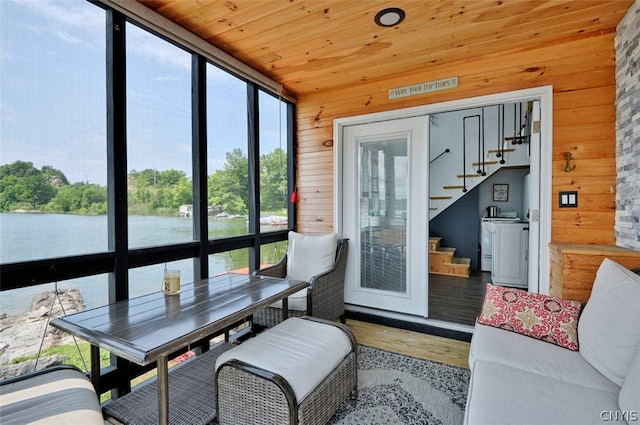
[428,237,471,277]
[428,102,532,220]
[426,102,533,279]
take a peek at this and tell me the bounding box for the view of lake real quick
[0,213,287,316]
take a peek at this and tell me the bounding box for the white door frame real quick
[334,86,553,316]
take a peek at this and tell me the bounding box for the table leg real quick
[282,297,288,320]
[90,345,101,393]
[157,355,169,425]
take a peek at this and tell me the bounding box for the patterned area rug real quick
[328,345,470,425]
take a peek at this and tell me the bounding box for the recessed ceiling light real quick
[374,7,406,27]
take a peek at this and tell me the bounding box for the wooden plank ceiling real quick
[135,0,633,97]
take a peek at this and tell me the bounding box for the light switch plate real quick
[559,191,578,208]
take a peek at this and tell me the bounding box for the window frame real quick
[0,1,296,396]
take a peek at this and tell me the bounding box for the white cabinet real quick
[491,222,529,288]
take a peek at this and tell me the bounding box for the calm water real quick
[0,213,286,316]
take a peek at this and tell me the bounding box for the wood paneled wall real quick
[295,30,618,245]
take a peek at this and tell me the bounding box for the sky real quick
[0,0,286,186]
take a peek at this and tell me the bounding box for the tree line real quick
[0,148,287,216]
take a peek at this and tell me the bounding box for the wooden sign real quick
[389,77,458,99]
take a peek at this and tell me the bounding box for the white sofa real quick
[464,258,640,425]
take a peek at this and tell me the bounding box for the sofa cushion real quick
[286,231,337,282]
[477,283,582,350]
[578,258,640,386]
[464,360,620,425]
[469,322,620,393]
[619,346,640,424]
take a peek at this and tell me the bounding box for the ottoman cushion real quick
[215,317,351,401]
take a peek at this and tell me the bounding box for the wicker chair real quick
[252,238,348,328]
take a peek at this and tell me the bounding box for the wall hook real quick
[563,152,576,172]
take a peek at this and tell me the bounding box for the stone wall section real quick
[615,0,640,249]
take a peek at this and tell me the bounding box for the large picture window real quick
[0,0,108,261]
[259,91,289,233]
[126,22,194,249]
[206,64,249,240]
[0,0,108,300]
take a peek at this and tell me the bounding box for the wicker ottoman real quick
[215,317,357,425]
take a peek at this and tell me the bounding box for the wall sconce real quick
[563,152,576,172]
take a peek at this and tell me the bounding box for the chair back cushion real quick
[286,231,337,282]
[578,258,640,386]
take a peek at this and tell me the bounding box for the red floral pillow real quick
[477,283,582,350]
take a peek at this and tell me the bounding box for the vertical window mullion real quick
[247,83,260,271]
[106,8,131,398]
[106,9,128,304]
[287,102,296,228]
[192,55,208,279]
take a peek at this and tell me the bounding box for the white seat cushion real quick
[465,360,620,425]
[470,322,619,393]
[215,317,351,402]
[578,258,640,386]
[268,287,308,311]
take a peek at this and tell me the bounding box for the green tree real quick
[208,148,249,215]
[158,169,185,188]
[0,161,40,179]
[0,161,57,210]
[260,148,287,212]
[48,184,82,212]
[46,183,106,214]
[0,175,25,211]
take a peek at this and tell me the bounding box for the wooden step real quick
[504,136,528,143]
[430,247,456,255]
[429,256,471,277]
[487,148,516,154]
[429,196,452,200]
[457,174,481,178]
[472,160,498,167]
[429,247,455,275]
[450,257,471,267]
[429,237,442,252]
[443,185,465,190]
[443,257,472,277]
[429,207,438,211]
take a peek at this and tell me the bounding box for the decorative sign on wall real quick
[388,77,458,99]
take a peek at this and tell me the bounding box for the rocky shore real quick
[0,288,86,379]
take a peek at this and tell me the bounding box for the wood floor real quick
[342,270,487,369]
[428,270,490,326]
[346,319,470,369]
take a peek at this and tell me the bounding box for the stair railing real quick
[430,101,534,222]
[462,114,480,193]
[429,148,450,164]
[478,108,487,176]
[497,104,506,164]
